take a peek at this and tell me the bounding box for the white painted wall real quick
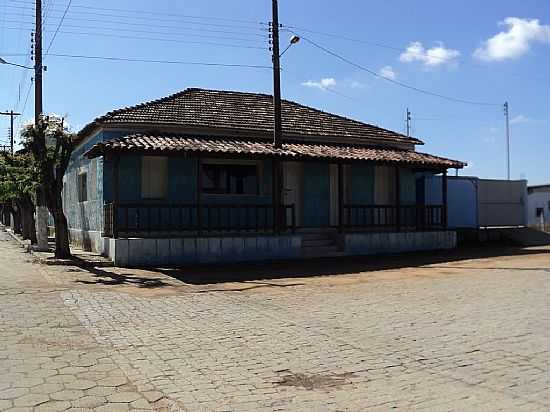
[528,191,550,229]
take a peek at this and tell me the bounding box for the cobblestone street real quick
[1,229,550,411]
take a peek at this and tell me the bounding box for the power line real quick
[293,32,501,107]
[2,15,266,38]
[8,0,261,25]
[4,26,267,50]
[43,53,273,69]
[4,5,261,30]
[0,19,262,43]
[45,0,72,55]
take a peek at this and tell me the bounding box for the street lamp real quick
[280,35,301,58]
[0,57,33,70]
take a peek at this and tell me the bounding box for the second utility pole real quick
[271,0,282,233]
[504,101,511,181]
[0,110,21,154]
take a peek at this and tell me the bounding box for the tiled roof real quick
[79,88,423,145]
[86,134,465,169]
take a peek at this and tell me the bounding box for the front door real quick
[303,162,330,227]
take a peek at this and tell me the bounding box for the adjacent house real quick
[64,88,465,266]
[527,184,550,231]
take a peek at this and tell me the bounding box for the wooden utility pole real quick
[271,0,283,233]
[0,111,21,154]
[35,0,43,126]
[406,108,411,137]
[504,101,510,180]
[34,0,49,252]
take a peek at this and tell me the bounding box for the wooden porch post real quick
[197,155,203,236]
[338,162,344,233]
[395,165,401,232]
[112,153,120,239]
[442,169,448,229]
[272,158,280,234]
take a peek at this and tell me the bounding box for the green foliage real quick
[0,152,38,203]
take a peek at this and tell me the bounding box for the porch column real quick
[112,153,120,239]
[197,156,203,236]
[272,158,281,234]
[395,165,401,232]
[442,170,448,229]
[338,163,344,233]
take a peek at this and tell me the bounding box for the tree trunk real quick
[53,210,71,259]
[12,202,22,235]
[35,188,49,251]
[50,190,71,259]
[20,198,37,244]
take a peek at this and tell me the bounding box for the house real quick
[527,184,550,231]
[64,88,465,266]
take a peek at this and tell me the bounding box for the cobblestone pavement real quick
[1,229,550,411]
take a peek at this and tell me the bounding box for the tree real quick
[0,152,39,243]
[22,116,74,259]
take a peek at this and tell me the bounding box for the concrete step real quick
[302,238,336,248]
[302,245,343,258]
[500,227,550,247]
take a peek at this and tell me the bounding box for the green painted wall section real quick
[302,162,330,227]
[350,164,375,204]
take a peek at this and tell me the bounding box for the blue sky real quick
[0,0,549,183]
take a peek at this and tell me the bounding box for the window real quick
[202,163,259,195]
[536,208,544,218]
[141,156,168,199]
[78,173,87,202]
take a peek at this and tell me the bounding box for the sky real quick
[0,0,549,184]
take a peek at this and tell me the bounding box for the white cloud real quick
[510,114,531,125]
[379,65,397,80]
[400,41,461,67]
[350,80,366,89]
[474,17,550,61]
[301,77,336,91]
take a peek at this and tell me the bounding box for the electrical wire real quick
[2,13,266,38]
[4,5,261,30]
[2,20,260,43]
[4,26,267,50]
[293,32,501,107]
[8,0,261,25]
[44,53,272,69]
[45,0,71,55]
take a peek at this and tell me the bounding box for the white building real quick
[528,184,550,231]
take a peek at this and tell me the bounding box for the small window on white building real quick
[141,156,168,199]
[78,173,88,202]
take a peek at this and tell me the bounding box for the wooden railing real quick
[343,204,445,231]
[103,203,296,238]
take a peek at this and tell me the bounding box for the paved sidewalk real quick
[1,229,550,411]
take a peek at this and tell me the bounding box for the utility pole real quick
[270,0,283,233]
[271,0,282,149]
[35,0,43,126]
[504,101,511,181]
[0,111,21,154]
[406,108,411,137]
[34,0,49,251]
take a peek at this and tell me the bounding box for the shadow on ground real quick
[145,244,550,285]
[37,241,550,289]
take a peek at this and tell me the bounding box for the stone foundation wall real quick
[344,231,457,255]
[104,235,302,267]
